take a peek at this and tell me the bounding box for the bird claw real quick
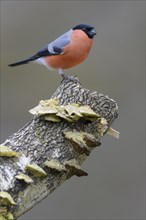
[62,74,80,83]
[58,69,80,83]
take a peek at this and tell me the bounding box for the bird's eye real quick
[87,28,92,32]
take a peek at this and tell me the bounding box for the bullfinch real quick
[8,24,96,80]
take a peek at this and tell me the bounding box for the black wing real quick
[36,46,63,57]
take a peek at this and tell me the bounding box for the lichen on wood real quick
[0,192,16,206]
[64,159,88,177]
[0,79,119,219]
[0,145,19,157]
[15,173,33,184]
[44,159,66,172]
[29,99,99,123]
[0,208,14,220]
[25,164,47,177]
[64,131,100,155]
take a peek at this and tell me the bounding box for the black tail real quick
[8,55,37,67]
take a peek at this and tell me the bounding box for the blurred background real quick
[1,1,145,219]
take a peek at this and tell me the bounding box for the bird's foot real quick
[62,74,80,83]
[58,69,80,83]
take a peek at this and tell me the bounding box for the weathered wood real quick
[0,79,118,219]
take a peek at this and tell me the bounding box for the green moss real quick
[0,209,14,220]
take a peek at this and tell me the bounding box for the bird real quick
[8,24,96,81]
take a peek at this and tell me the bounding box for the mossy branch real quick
[0,79,119,220]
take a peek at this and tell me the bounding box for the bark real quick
[0,79,118,220]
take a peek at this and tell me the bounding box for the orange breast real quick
[45,30,93,70]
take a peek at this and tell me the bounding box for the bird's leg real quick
[58,68,69,79]
[58,68,79,82]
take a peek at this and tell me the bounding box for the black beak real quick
[90,28,97,37]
